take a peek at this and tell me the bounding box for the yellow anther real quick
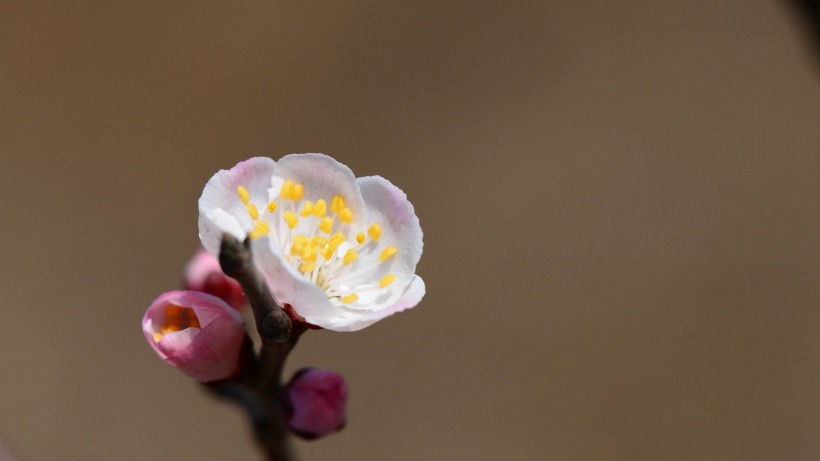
[356,232,366,244]
[299,200,314,217]
[321,247,334,260]
[299,260,315,274]
[237,186,250,205]
[281,180,294,200]
[290,235,309,255]
[343,249,358,265]
[246,203,259,220]
[339,208,353,223]
[319,217,334,234]
[301,245,317,261]
[340,293,358,304]
[152,332,164,343]
[312,199,327,218]
[368,223,382,241]
[250,221,270,240]
[379,274,397,288]
[283,211,299,229]
[331,195,346,214]
[266,201,278,212]
[311,236,327,248]
[380,246,398,262]
[328,232,346,250]
[291,183,304,201]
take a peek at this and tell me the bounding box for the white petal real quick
[272,154,367,226]
[198,157,276,254]
[251,236,338,320]
[318,276,426,332]
[333,176,423,294]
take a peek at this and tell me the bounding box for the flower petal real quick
[198,157,276,254]
[320,275,426,332]
[142,291,246,382]
[251,236,338,320]
[272,154,366,226]
[332,176,423,297]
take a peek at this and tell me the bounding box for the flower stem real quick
[210,234,304,461]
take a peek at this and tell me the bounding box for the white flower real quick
[198,154,425,332]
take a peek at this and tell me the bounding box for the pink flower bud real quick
[184,249,246,310]
[285,368,348,439]
[142,291,246,383]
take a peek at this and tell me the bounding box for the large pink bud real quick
[285,368,348,439]
[184,249,246,310]
[142,291,246,383]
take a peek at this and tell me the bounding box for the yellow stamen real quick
[343,249,357,265]
[300,245,317,261]
[281,180,294,200]
[380,246,397,262]
[266,201,277,213]
[319,217,334,234]
[356,232,365,244]
[330,195,346,214]
[250,221,270,239]
[283,211,299,229]
[368,223,382,241]
[328,232,346,250]
[156,305,201,342]
[312,199,327,218]
[237,186,250,205]
[339,208,353,223]
[299,200,314,217]
[246,203,259,220]
[321,247,334,260]
[299,260,315,273]
[290,235,309,255]
[341,293,358,304]
[291,183,304,201]
[379,274,397,288]
[311,236,327,248]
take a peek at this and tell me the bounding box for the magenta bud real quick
[142,290,246,383]
[184,249,246,310]
[284,368,348,439]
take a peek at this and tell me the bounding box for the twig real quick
[207,234,305,461]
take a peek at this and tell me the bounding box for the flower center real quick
[152,305,201,342]
[236,180,399,305]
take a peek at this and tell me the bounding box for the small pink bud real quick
[285,368,348,439]
[184,249,246,310]
[142,291,246,383]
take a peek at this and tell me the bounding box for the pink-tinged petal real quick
[198,157,276,254]
[334,176,423,296]
[184,248,246,310]
[285,368,348,439]
[253,236,402,331]
[142,291,245,383]
[251,237,337,321]
[319,275,425,332]
[272,154,366,226]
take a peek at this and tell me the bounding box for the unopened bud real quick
[284,368,348,439]
[184,249,246,310]
[142,291,246,383]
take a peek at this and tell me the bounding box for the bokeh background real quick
[1,1,819,460]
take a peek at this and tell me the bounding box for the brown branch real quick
[210,234,306,461]
[219,235,291,342]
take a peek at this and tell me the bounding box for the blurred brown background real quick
[1,1,819,460]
